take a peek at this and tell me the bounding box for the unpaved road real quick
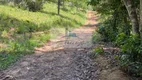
[0,11,99,80]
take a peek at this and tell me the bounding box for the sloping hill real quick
[0,2,86,70]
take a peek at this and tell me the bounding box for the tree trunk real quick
[63,0,65,8]
[140,0,142,41]
[122,0,140,35]
[58,0,60,15]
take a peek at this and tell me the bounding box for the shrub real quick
[116,33,142,76]
[97,21,117,42]
[8,0,45,11]
[89,46,104,58]
[92,31,102,43]
[26,0,44,12]
[115,33,128,46]
[94,46,104,55]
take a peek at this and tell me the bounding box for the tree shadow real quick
[0,13,54,34]
[40,11,73,20]
[40,11,83,27]
[0,14,46,70]
[76,13,86,18]
[88,17,99,21]
[0,13,39,44]
[84,24,99,27]
[40,11,58,16]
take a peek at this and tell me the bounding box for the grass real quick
[0,2,86,27]
[0,2,87,70]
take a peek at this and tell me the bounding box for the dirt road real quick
[0,11,99,80]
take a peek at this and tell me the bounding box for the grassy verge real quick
[0,2,87,70]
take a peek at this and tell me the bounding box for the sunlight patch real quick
[49,27,93,49]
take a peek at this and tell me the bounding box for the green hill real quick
[0,2,86,70]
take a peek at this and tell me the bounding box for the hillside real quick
[0,2,86,69]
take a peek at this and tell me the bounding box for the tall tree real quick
[58,0,61,15]
[122,0,140,35]
[140,0,142,41]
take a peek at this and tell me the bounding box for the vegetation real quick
[89,0,142,77]
[91,46,104,58]
[0,1,87,70]
[1,0,142,78]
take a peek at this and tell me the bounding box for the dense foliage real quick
[89,0,142,76]
[0,0,45,11]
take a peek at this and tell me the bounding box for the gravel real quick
[1,49,99,80]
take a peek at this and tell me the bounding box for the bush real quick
[89,46,104,58]
[26,0,44,12]
[116,33,142,76]
[7,0,44,11]
[96,17,120,42]
[92,31,102,43]
[97,23,117,42]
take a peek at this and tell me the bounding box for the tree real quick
[89,0,142,76]
[140,0,142,42]
[58,0,61,15]
[122,0,140,35]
